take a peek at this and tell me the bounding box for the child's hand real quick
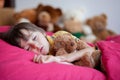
[33,54,43,63]
[33,54,72,64]
[33,54,56,63]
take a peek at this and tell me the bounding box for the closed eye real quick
[32,35,37,41]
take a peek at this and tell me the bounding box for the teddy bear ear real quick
[36,4,44,11]
[56,8,62,16]
[101,13,107,20]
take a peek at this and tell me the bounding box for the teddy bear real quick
[86,13,116,41]
[35,4,62,32]
[52,32,101,68]
[14,8,37,24]
[62,9,96,43]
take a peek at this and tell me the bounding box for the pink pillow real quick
[46,31,54,36]
[97,41,120,80]
[106,35,120,44]
[0,26,10,32]
[0,39,106,80]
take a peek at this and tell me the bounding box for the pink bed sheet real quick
[0,39,105,80]
[2,26,120,80]
[106,35,120,44]
[97,40,120,80]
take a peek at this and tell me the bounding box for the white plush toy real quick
[82,25,97,43]
[62,9,96,43]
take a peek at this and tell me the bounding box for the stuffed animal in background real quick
[62,9,96,43]
[63,9,85,38]
[51,31,100,68]
[14,9,37,24]
[86,13,116,41]
[36,4,62,32]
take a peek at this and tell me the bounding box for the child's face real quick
[19,29,50,55]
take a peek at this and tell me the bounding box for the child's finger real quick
[33,54,37,62]
[36,55,42,63]
[38,57,42,63]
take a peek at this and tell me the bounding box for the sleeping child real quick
[0,22,101,68]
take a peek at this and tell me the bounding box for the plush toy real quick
[86,14,116,41]
[36,4,62,32]
[63,9,96,43]
[14,9,37,24]
[52,32,100,68]
[63,9,85,37]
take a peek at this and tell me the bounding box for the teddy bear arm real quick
[73,53,94,68]
[76,40,90,50]
[91,50,101,67]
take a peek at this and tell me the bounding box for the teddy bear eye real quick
[71,42,74,46]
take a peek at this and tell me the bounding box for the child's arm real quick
[33,54,72,64]
[61,47,95,62]
[33,54,61,63]
[33,47,95,64]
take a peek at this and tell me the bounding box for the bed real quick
[0,26,120,80]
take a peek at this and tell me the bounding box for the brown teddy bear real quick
[36,4,62,32]
[52,32,101,68]
[86,14,116,41]
[14,9,37,24]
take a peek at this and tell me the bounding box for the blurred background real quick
[0,0,120,42]
[15,0,120,34]
[1,0,120,34]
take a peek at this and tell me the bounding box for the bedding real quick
[0,26,120,80]
[106,35,120,44]
[97,41,120,80]
[0,39,106,80]
[0,26,10,32]
[0,26,106,80]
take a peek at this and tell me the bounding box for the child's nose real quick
[29,43,36,49]
[27,40,39,51]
